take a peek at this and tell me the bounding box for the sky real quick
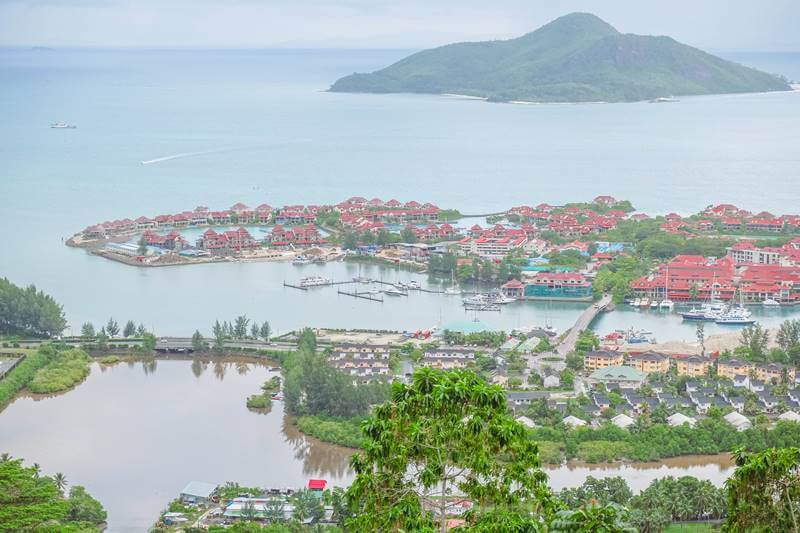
[0,0,799,51]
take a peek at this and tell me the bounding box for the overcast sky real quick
[1,0,798,51]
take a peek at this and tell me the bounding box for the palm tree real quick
[0,453,10,462]
[53,472,67,493]
[32,463,40,478]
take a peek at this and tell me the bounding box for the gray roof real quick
[181,481,218,499]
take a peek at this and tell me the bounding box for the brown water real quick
[0,360,735,532]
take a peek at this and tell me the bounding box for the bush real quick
[28,348,91,394]
[0,346,57,406]
[295,415,365,448]
[246,394,272,409]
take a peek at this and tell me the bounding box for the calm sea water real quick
[1,48,799,336]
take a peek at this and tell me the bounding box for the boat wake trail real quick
[140,148,230,165]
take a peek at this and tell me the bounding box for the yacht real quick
[292,255,311,265]
[463,294,487,305]
[444,286,461,295]
[640,298,651,308]
[384,286,407,296]
[50,122,76,129]
[649,300,659,309]
[715,308,755,325]
[407,281,420,290]
[659,299,675,310]
[299,276,332,287]
[680,306,719,321]
[632,298,641,307]
[762,298,780,307]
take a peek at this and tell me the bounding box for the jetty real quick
[557,293,613,355]
[337,289,384,303]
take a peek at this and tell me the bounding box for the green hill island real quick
[329,12,790,103]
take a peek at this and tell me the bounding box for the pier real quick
[557,293,613,355]
[282,282,308,291]
[337,289,384,303]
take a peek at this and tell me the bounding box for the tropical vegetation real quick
[0,454,106,531]
[330,13,788,103]
[0,276,67,337]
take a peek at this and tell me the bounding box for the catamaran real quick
[299,276,332,287]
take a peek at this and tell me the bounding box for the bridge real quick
[556,293,613,355]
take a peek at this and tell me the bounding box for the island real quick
[329,12,790,103]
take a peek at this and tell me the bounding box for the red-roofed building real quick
[594,195,617,206]
[307,479,326,491]
[500,279,525,298]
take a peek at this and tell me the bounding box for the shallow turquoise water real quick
[1,48,799,336]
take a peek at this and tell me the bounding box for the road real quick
[556,293,613,355]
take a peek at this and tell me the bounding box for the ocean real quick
[1,47,799,336]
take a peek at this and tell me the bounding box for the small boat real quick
[444,286,461,295]
[407,281,420,290]
[292,255,311,265]
[649,96,679,103]
[299,276,332,287]
[50,122,76,129]
[640,298,651,308]
[384,287,407,296]
[660,299,675,310]
[271,394,282,401]
[632,298,641,307]
[762,298,780,307]
[650,300,659,309]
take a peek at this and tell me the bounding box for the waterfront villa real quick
[196,227,259,253]
[520,272,593,301]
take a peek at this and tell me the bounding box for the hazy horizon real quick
[1,1,799,52]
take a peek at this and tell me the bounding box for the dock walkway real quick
[556,294,613,355]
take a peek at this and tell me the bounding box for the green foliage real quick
[0,345,58,407]
[0,277,67,337]
[442,329,507,348]
[529,419,800,463]
[346,368,556,531]
[550,502,635,532]
[28,347,91,394]
[592,256,649,303]
[67,485,107,524]
[246,394,272,409]
[574,330,599,355]
[0,456,104,531]
[738,324,771,362]
[559,476,632,508]
[191,330,207,352]
[724,446,800,532]
[437,209,462,221]
[330,12,788,102]
[80,322,95,338]
[283,330,390,419]
[633,476,726,523]
[123,320,136,338]
[295,415,364,448]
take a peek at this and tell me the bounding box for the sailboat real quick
[444,269,461,295]
[660,266,674,310]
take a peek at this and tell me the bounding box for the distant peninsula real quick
[329,12,790,103]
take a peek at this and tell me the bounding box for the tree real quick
[212,320,226,351]
[105,317,120,338]
[342,231,358,250]
[191,330,206,352]
[400,226,418,243]
[292,489,324,523]
[0,277,67,338]
[565,352,584,371]
[233,315,250,339]
[696,322,706,356]
[550,503,635,532]
[724,447,800,532]
[250,322,259,339]
[575,330,600,354]
[53,472,67,493]
[136,323,146,337]
[345,368,555,532]
[739,324,770,361]
[559,476,632,508]
[260,321,272,343]
[123,320,136,338]
[80,322,95,338]
[67,485,107,524]
[137,235,148,256]
[0,458,69,530]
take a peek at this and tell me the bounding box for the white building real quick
[611,413,635,429]
[724,411,752,432]
[667,412,697,428]
[562,415,587,428]
[778,411,800,423]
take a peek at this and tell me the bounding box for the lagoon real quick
[0,359,736,532]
